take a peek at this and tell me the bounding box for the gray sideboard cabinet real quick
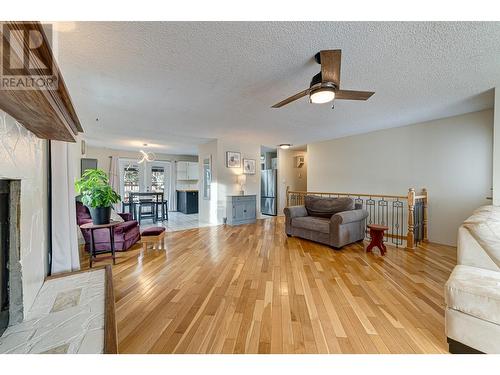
[226,195,257,226]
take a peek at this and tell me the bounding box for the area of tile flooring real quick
[140,212,217,232]
[0,269,105,354]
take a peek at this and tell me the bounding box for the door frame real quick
[145,160,171,194]
[118,158,171,197]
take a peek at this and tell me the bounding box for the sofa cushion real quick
[76,201,91,224]
[292,216,330,234]
[123,225,141,241]
[470,205,500,221]
[463,221,500,269]
[304,196,354,218]
[115,220,139,234]
[79,218,93,226]
[458,227,499,272]
[445,265,500,325]
[118,212,133,222]
[283,205,308,219]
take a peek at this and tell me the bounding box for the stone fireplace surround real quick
[0,268,106,354]
[0,109,111,354]
[0,110,49,327]
[0,180,23,333]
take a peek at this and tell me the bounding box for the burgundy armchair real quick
[76,202,141,252]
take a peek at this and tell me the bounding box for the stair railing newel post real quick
[286,186,290,207]
[406,188,416,250]
[422,188,429,242]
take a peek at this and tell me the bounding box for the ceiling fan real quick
[272,50,374,109]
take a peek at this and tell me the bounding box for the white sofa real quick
[445,205,500,353]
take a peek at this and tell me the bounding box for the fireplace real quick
[0,179,22,337]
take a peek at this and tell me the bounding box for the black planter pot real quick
[88,206,112,225]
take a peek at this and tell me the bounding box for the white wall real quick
[217,139,261,223]
[493,88,500,205]
[198,139,261,224]
[307,110,493,246]
[277,148,307,216]
[0,110,48,316]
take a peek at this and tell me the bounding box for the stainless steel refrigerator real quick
[261,169,277,216]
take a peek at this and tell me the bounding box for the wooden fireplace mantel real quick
[0,21,82,142]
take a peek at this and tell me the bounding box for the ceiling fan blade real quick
[335,90,374,101]
[320,50,341,87]
[272,89,309,108]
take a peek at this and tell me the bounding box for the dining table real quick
[122,191,168,222]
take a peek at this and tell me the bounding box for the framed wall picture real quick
[226,151,241,168]
[243,158,256,174]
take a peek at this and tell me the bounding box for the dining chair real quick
[154,199,168,221]
[137,199,156,225]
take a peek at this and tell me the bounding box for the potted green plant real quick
[75,169,121,225]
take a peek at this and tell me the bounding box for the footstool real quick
[366,224,389,255]
[141,227,166,251]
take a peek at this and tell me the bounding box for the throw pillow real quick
[304,196,355,218]
[110,210,125,223]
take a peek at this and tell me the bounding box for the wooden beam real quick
[0,21,82,141]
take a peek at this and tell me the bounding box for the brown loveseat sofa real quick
[284,196,368,248]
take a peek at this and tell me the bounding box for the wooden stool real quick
[141,227,166,251]
[366,224,389,256]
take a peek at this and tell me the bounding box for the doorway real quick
[276,145,308,215]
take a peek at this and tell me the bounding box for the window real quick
[123,165,139,200]
[151,166,165,192]
[118,159,171,199]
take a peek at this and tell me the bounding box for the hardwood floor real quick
[81,217,456,354]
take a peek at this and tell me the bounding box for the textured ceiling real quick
[54,22,500,155]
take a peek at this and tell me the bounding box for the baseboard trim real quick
[447,337,484,354]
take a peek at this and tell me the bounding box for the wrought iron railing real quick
[286,187,428,249]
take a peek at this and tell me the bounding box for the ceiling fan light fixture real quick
[309,87,336,104]
[272,50,375,108]
[138,149,155,164]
